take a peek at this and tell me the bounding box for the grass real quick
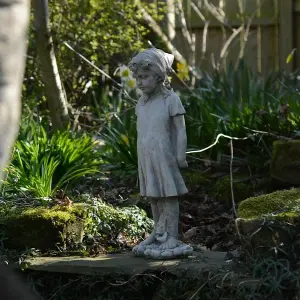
[2,119,102,198]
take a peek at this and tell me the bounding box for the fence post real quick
[279,0,294,72]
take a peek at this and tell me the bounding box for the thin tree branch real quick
[176,0,193,46]
[218,26,243,68]
[203,0,232,30]
[134,0,201,79]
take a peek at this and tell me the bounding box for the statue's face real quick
[134,69,158,95]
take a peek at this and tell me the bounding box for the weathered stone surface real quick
[22,250,232,277]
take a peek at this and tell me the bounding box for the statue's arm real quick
[172,114,188,168]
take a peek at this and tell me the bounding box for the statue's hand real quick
[177,158,188,169]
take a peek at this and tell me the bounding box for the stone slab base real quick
[20,250,233,277]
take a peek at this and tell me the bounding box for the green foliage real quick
[101,114,138,171]
[182,62,300,168]
[250,259,300,298]
[214,175,253,205]
[76,194,153,239]
[24,0,167,105]
[87,86,139,170]
[3,120,101,198]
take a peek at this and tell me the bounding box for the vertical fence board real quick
[294,0,300,68]
[279,0,293,71]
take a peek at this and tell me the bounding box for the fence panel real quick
[145,0,298,74]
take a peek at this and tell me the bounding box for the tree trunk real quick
[0,0,30,182]
[33,0,69,132]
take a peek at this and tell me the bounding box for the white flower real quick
[83,80,92,94]
[119,65,131,78]
[126,77,136,90]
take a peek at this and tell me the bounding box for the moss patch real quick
[237,188,300,220]
[1,204,87,250]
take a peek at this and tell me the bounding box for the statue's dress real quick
[136,90,188,198]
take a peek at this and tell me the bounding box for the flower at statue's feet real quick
[159,235,180,250]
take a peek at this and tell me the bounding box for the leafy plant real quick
[183,61,300,169]
[77,194,153,239]
[3,121,101,198]
[100,103,138,171]
[24,0,167,106]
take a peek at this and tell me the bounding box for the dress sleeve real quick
[167,92,186,117]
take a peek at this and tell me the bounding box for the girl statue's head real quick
[129,48,174,95]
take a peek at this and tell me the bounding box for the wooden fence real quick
[148,0,300,75]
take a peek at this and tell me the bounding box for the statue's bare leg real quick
[155,197,168,242]
[138,198,160,246]
[159,198,181,250]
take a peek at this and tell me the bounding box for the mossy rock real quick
[271,140,300,186]
[238,188,300,220]
[0,203,87,251]
[236,188,300,260]
[214,176,253,205]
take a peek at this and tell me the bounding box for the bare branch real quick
[201,21,209,60]
[219,26,243,62]
[203,0,232,30]
[134,0,201,79]
[191,1,206,23]
[176,0,193,47]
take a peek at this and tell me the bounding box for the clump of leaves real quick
[100,114,138,171]
[78,194,153,240]
[3,123,101,198]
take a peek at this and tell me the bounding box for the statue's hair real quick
[128,58,172,90]
[128,59,152,74]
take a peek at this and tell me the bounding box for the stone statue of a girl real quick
[129,48,193,259]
